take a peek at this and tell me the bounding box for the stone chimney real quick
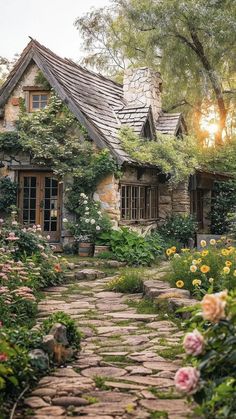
[123,67,162,122]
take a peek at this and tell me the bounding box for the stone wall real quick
[94,174,120,228]
[172,181,191,216]
[123,68,162,122]
[0,63,40,132]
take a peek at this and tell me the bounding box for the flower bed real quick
[175,290,236,418]
[166,238,236,298]
[0,218,72,417]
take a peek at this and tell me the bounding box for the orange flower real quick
[200,265,210,274]
[54,263,62,273]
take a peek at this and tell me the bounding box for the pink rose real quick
[0,353,8,362]
[175,367,200,394]
[183,329,204,356]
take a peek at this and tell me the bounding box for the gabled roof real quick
[156,113,186,135]
[117,104,152,135]
[0,39,186,166]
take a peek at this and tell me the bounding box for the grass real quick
[126,298,159,314]
[102,354,135,366]
[149,387,182,399]
[107,267,144,293]
[157,344,183,360]
[150,411,168,419]
[93,375,110,390]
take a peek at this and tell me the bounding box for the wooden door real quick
[18,172,62,242]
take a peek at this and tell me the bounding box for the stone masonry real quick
[123,68,162,122]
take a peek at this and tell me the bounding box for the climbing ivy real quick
[0,177,17,214]
[0,92,118,216]
[119,126,199,185]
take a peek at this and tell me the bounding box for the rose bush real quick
[166,238,236,298]
[176,291,236,418]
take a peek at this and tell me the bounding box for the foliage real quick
[120,127,199,184]
[66,192,112,244]
[42,312,81,348]
[168,238,236,298]
[210,179,236,234]
[159,214,198,246]
[0,177,17,215]
[99,227,156,266]
[75,0,236,137]
[178,291,236,418]
[17,92,118,192]
[107,268,144,293]
[34,70,51,90]
[0,131,21,153]
[144,231,167,257]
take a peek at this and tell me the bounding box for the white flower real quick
[80,193,87,198]
[83,200,88,204]
[85,207,89,211]
[96,226,101,231]
[97,211,102,215]
[85,212,89,215]
[90,219,96,225]
[12,221,18,226]
[85,219,90,223]
[46,235,50,240]
[63,218,68,223]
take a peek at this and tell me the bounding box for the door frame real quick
[18,171,62,242]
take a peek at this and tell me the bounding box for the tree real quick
[0,55,18,87]
[75,0,236,140]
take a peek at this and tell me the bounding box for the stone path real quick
[17,265,192,419]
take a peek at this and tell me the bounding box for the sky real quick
[0,0,110,61]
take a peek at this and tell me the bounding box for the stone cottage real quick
[0,39,219,245]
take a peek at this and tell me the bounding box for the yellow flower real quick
[225,261,232,267]
[196,258,202,264]
[192,279,201,286]
[209,278,214,284]
[221,249,229,256]
[166,248,173,256]
[210,239,216,245]
[200,265,210,274]
[181,248,190,252]
[171,246,176,253]
[176,280,184,288]
[190,265,197,273]
[192,259,198,265]
[200,240,207,247]
[233,270,236,277]
[223,266,230,274]
[202,250,209,257]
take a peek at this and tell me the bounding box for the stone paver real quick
[17,263,193,418]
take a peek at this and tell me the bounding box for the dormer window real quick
[142,118,155,141]
[29,91,49,112]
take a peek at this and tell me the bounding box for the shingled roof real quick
[156,113,186,135]
[0,39,185,165]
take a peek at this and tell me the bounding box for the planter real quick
[78,242,94,257]
[94,245,110,257]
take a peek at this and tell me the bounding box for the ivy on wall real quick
[210,180,236,234]
[0,92,119,216]
[119,126,199,184]
[0,177,17,214]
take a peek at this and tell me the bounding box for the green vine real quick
[0,92,119,216]
[119,126,199,184]
[0,177,17,214]
[34,71,51,90]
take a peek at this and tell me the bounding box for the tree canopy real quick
[75,0,236,140]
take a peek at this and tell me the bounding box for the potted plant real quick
[66,193,112,257]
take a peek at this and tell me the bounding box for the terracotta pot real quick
[94,245,110,257]
[78,242,94,257]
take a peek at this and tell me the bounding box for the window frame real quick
[29,91,49,112]
[121,183,159,222]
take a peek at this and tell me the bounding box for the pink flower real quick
[6,232,19,241]
[175,367,200,394]
[183,329,204,356]
[0,353,8,362]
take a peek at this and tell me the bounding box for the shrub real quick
[210,180,236,234]
[159,214,197,246]
[0,177,17,215]
[99,228,156,266]
[107,269,144,293]
[175,291,236,418]
[168,239,236,298]
[42,311,81,348]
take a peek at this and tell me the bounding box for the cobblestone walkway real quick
[17,266,192,419]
